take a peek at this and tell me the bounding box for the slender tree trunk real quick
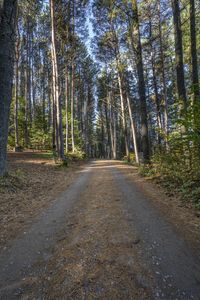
[0,0,17,176]
[42,61,46,134]
[112,27,129,159]
[104,97,111,158]
[65,68,69,153]
[83,89,88,155]
[31,58,36,124]
[50,0,64,160]
[171,0,187,114]
[27,16,32,126]
[71,62,75,153]
[148,18,162,145]
[131,0,150,162]
[117,70,129,158]
[151,56,162,143]
[47,69,52,130]
[113,111,117,159]
[70,0,75,154]
[108,92,116,159]
[189,0,199,126]
[158,0,168,143]
[24,57,29,147]
[127,96,139,164]
[14,15,20,150]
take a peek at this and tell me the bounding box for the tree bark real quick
[14,12,20,150]
[71,62,75,153]
[65,68,69,153]
[127,96,139,164]
[50,0,64,160]
[158,0,169,146]
[131,0,150,162]
[189,0,199,125]
[117,69,129,158]
[0,0,17,176]
[171,0,187,113]
[108,91,116,159]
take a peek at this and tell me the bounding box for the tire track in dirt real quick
[28,160,153,300]
[1,160,200,299]
[0,165,92,299]
[113,166,200,300]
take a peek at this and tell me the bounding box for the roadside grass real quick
[32,152,54,160]
[138,163,200,209]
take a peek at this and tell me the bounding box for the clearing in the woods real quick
[0,152,200,299]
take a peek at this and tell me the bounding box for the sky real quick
[85,1,95,58]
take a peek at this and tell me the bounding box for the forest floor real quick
[0,151,85,250]
[0,154,200,299]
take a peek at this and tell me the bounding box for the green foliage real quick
[139,138,200,209]
[32,152,54,160]
[66,150,86,162]
[139,164,156,178]
[29,129,52,150]
[122,152,139,165]
[138,99,200,209]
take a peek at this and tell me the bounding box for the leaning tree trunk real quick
[117,69,129,159]
[113,28,129,159]
[131,0,150,163]
[127,96,139,164]
[0,0,17,176]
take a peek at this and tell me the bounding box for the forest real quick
[0,0,200,207]
[0,0,200,299]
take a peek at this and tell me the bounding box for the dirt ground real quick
[0,151,85,250]
[0,155,200,299]
[117,164,200,251]
[30,163,153,300]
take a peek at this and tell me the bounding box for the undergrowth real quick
[54,150,86,169]
[138,148,200,209]
[0,169,26,193]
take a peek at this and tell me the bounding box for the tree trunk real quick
[71,62,75,153]
[83,89,88,155]
[108,92,116,159]
[151,56,162,144]
[131,0,150,162]
[158,0,169,146]
[14,14,20,150]
[50,0,64,160]
[189,0,199,126]
[27,16,32,126]
[148,18,162,145]
[127,96,139,164]
[113,112,117,159]
[171,0,187,114]
[24,56,29,147]
[0,0,17,176]
[117,70,129,158]
[65,68,69,153]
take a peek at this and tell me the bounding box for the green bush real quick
[139,128,200,209]
[65,150,86,162]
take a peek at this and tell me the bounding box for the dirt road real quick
[0,161,200,299]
